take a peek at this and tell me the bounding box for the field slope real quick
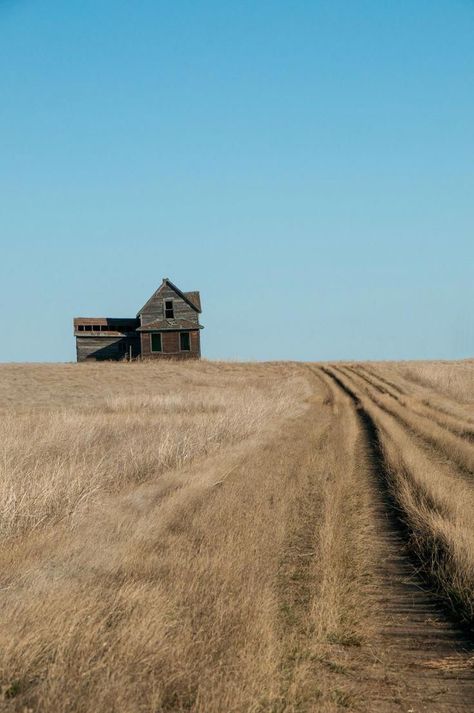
[0,360,473,712]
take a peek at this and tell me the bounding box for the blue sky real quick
[1,0,473,361]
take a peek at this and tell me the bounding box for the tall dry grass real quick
[335,363,474,626]
[0,362,307,539]
[3,359,472,712]
[391,360,474,404]
[0,362,386,713]
[0,361,381,712]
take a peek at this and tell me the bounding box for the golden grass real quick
[333,362,474,625]
[393,359,474,403]
[0,362,307,539]
[1,359,473,712]
[1,360,364,713]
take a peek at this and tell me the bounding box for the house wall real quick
[140,330,201,359]
[140,284,199,325]
[76,336,140,362]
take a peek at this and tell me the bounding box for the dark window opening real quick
[151,333,162,352]
[180,332,190,351]
[78,325,85,331]
[165,300,174,319]
[85,325,93,331]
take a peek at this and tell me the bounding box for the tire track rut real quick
[339,365,474,479]
[353,365,474,443]
[322,366,474,712]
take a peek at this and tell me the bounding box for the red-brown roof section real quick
[183,291,201,311]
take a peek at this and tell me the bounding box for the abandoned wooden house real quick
[73,278,203,362]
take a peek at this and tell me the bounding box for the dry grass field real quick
[1,359,474,712]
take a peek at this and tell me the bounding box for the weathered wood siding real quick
[76,336,140,362]
[140,284,199,325]
[140,330,201,359]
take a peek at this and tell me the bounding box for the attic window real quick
[164,300,174,319]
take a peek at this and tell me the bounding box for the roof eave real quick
[137,324,204,332]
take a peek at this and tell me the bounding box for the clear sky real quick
[1,0,473,362]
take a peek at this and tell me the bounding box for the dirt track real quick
[319,365,474,712]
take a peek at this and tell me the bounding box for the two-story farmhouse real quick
[73,278,203,362]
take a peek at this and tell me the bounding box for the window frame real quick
[151,333,163,353]
[164,299,174,319]
[180,331,191,352]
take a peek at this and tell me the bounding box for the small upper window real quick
[164,300,174,319]
[85,325,93,331]
[180,332,191,351]
[77,325,85,331]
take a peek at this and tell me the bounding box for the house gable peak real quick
[137,278,202,316]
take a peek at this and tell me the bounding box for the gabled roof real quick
[137,318,203,332]
[137,278,202,316]
[183,291,201,311]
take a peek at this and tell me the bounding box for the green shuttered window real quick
[151,333,162,352]
[180,332,191,351]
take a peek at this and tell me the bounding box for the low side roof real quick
[73,317,138,325]
[137,278,202,316]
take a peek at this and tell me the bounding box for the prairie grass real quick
[2,359,473,712]
[0,361,307,539]
[0,361,381,712]
[392,359,474,403]
[335,363,474,626]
